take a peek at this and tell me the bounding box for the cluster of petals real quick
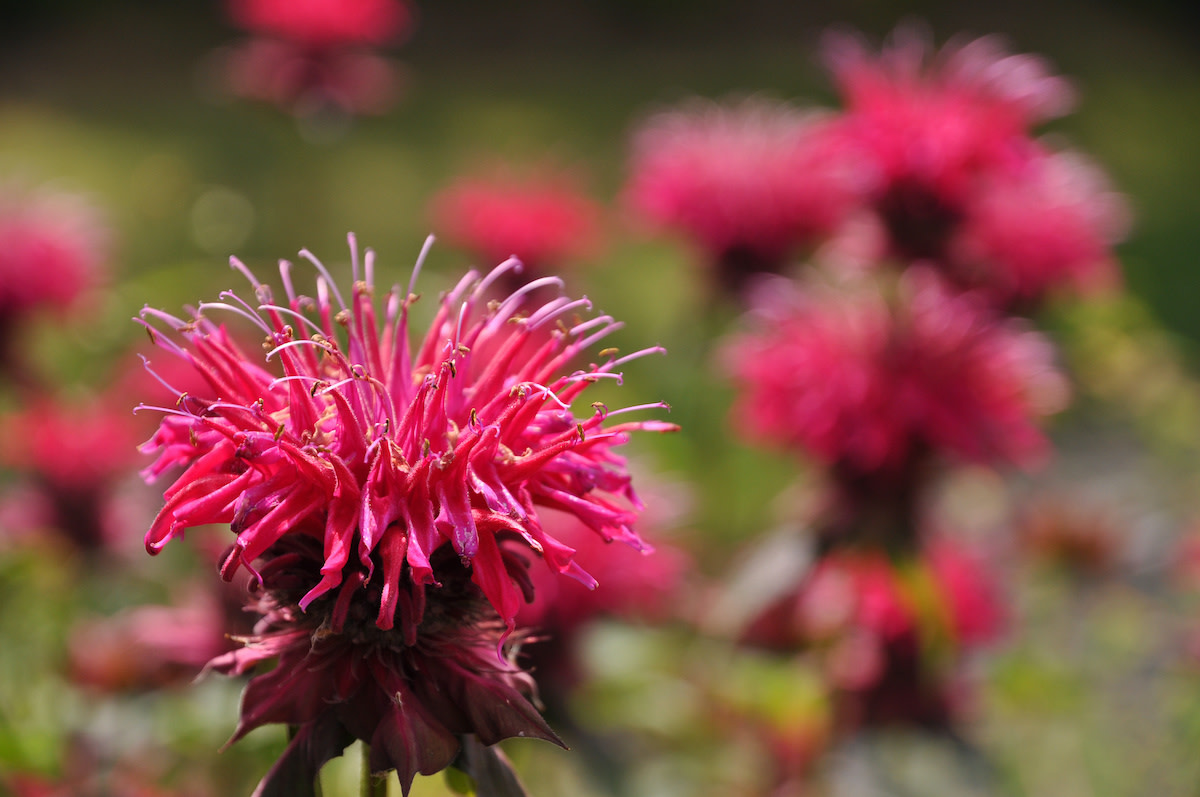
[721,269,1067,476]
[431,169,603,279]
[0,183,107,321]
[818,28,1129,305]
[138,235,675,634]
[226,0,414,49]
[623,97,861,283]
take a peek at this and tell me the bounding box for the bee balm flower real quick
[624,97,861,295]
[721,269,1066,480]
[137,235,674,794]
[822,27,1075,261]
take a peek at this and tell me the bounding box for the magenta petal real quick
[368,681,460,795]
[436,657,561,748]
[231,645,335,743]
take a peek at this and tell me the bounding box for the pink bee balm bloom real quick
[624,97,861,293]
[822,27,1075,260]
[139,235,673,629]
[0,396,143,552]
[137,236,674,792]
[431,169,603,284]
[0,184,107,332]
[227,0,414,49]
[721,269,1067,479]
[949,149,1130,308]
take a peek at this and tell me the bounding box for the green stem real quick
[362,743,388,797]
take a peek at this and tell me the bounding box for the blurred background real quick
[2,1,1200,795]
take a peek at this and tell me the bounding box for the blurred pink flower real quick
[0,185,108,362]
[67,585,238,692]
[822,27,1073,253]
[227,0,413,48]
[0,396,143,552]
[431,168,603,284]
[721,269,1067,479]
[137,236,675,791]
[624,97,861,293]
[949,150,1129,307]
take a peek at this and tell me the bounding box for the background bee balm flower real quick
[135,235,676,795]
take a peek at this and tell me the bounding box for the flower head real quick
[0,183,107,324]
[431,167,603,284]
[0,395,143,552]
[140,235,673,629]
[221,0,413,118]
[623,97,861,293]
[137,236,674,792]
[822,27,1074,260]
[721,269,1066,479]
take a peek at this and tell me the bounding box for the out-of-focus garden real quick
[3,1,1200,795]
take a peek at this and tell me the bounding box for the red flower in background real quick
[431,168,603,285]
[721,269,1067,480]
[67,585,239,693]
[624,97,861,293]
[0,184,107,320]
[227,0,413,48]
[0,185,109,384]
[137,236,675,792]
[0,396,144,553]
[822,27,1073,261]
[224,40,404,117]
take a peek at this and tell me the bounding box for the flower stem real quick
[362,743,387,797]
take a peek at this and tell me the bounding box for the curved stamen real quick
[300,248,348,312]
